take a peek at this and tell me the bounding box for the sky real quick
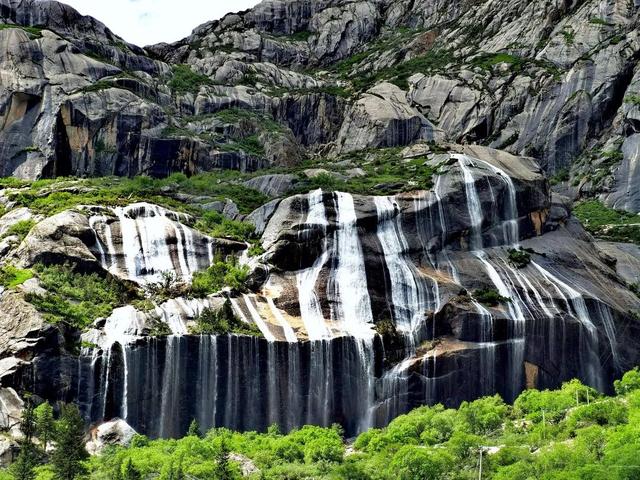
[61,0,261,46]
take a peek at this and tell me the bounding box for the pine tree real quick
[187,419,201,438]
[10,394,39,480]
[122,458,141,480]
[34,401,55,451]
[51,404,88,480]
[214,439,233,480]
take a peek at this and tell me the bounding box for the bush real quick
[189,300,262,337]
[389,446,453,480]
[458,395,509,435]
[0,265,33,288]
[473,288,510,306]
[26,263,129,330]
[168,64,213,94]
[507,248,531,268]
[190,258,249,297]
[566,399,628,430]
[614,367,640,395]
[195,211,255,241]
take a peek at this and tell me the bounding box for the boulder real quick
[86,419,137,455]
[334,82,441,154]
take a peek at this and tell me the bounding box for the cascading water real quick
[88,203,215,285]
[59,154,626,440]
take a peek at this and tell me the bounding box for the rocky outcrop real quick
[86,419,136,455]
[335,82,441,154]
[10,147,639,440]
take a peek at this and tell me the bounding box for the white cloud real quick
[60,0,261,46]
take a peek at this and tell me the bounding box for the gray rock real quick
[243,174,298,197]
[334,82,441,154]
[15,211,99,271]
[86,419,137,455]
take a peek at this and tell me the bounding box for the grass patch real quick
[293,148,436,195]
[0,24,43,38]
[574,200,640,244]
[168,64,213,95]
[2,219,35,241]
[0,265,33,288]
[26,263,131,330]
[221,135,265,157]
[194,211,256,241]
[3,173,269,217]
[352,49,454,91]
[625,94,640,106]
[189,300,262,337]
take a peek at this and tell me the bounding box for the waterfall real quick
[296,189,332,340]
[196,335,217,431]
[374,196,427,338]
[328,192,374,337]
[88,203,213,285]
[458,156,485,250]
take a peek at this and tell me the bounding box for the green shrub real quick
[189,300,262,337]
[0,264,33,289]
[507,248,531,268]
[195,211,255,241]
[168,64,213,94]
[3,219,35,240]
[614,367,640,395]
[573,200,640,245]
[190,257,249,297]
[473,288,510,306]
[0,24,43,38]
[26,263,129,330]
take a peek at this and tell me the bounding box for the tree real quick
[122,458,141,480]
[34,401,55,451]
[187,419,201,438]
[214,439,234,480]
[614,367,640,395]
[10,394,39,480]
[51,404,88,480]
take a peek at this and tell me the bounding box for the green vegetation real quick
[50,404,89,480]
[279,30,313,42]
[1,172,268,217]
[168,64,214,95]
[26,263,130,330]
[191,257,249,297]
[549,168,570,185]
[0,265,33,289]
[189,299,262,337]
[3,369,635,480]
[507,248,532,269]
[473,288,510,306]
[562,28,576,45]
[0,24,43,38]
[221,135,265,156]
[294,148,437,196]
[589,17,613,26]
[574,200,640,245]
[2,219,35,241]
[354,49,453,91]
[625,94,640,106]
[195,211,255,241]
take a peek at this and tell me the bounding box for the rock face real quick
[10,147,640,439]
[0,0,637,209]
[1,0,640,444]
